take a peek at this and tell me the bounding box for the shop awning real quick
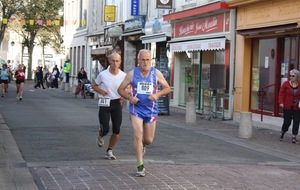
[91,46,113,55]
[170,38,226,52]
[140,33,169,44]
[122,30,143,37]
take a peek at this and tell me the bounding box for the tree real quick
[36,25,64,68]
[13,0,63,79]
[0,0,23,47]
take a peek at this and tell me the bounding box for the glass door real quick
[250,38,277,115]
[277,36,298,116]
[251,36,300,116]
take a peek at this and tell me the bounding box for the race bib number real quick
[98,97,110,107]
[137,82,153,94]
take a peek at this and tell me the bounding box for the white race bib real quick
[137,82,153,94]
[98,97,111,107]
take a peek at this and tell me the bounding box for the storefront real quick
[122,16,145,73]
[87,33,106,82]
[140,18,172,115]
[163,2,235,119]
[228,0,300,119]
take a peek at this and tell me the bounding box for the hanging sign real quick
[104,5,116,22]
[156,0,172,9]
[131,0,139,16]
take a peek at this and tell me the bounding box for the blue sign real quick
[131,0,139,16]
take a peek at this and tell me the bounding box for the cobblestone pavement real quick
[32,161,300,190]
[30,107,300,190]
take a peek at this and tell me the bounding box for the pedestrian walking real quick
[75,67,87,98]
[34,66,46,89]
[92,53,127,160]
[14,64,25,101]
[51,65,60,88]
[117,49,171,177]
[279,69,300,144]
[43,67,50,88]
[1,64,10,97]
[33,66,39,86]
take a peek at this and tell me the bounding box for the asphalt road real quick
[1,81,300,189]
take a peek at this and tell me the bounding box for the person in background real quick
[75,67,87,98]
[43,67,50,88]
[279,69,300,144]
[33,66,39,86]
[14,64,25,101]
[34,66,46,89]
[59,66,65,82]
[1,64,10,97]
[117,49,171,177]
[92,53,126,160]
[51,65,60,88]
[63,59,71,83]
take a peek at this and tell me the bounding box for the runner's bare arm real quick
[118,70,133,100]
[149,70,171,101]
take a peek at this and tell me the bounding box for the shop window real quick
[179,51,200,107]
[201,50,225,115]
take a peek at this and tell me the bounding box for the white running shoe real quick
[136,165,145,177]
[105,150,116,160]
[97,135,104,147]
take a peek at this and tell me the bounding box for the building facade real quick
[163,0,235,119]
[228,0,300,121]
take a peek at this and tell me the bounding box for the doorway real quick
[250,36,300,116]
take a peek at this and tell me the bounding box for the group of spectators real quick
[33,64,62,89]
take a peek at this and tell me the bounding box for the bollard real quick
[186,102,196,124]
[60,82,65,90]
[239,112,253,139]
[65,83,70,92]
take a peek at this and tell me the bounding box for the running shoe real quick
[105,150,116,160]
[136,165,145,177]
[97,135,104,147]
[279,132,284,141]
[292,137,299,144]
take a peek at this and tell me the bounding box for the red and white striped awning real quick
[170,38,226,52]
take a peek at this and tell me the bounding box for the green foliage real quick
[0,0,23,44]
[7,0,63,79]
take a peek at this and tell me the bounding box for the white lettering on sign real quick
[195,17,218,33]
[178,23,195,36]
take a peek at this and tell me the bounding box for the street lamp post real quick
[107,26,123,49]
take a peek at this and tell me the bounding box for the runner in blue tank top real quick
[118,49,171,177]
[130,66,158,121]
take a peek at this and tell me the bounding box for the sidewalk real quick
[0,114,39,190]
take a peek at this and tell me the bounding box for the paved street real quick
[0,81,300,190]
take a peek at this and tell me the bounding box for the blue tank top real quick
[129,67,158,117]
[1,69,9,80]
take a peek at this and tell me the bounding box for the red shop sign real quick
[173,14,224,38]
